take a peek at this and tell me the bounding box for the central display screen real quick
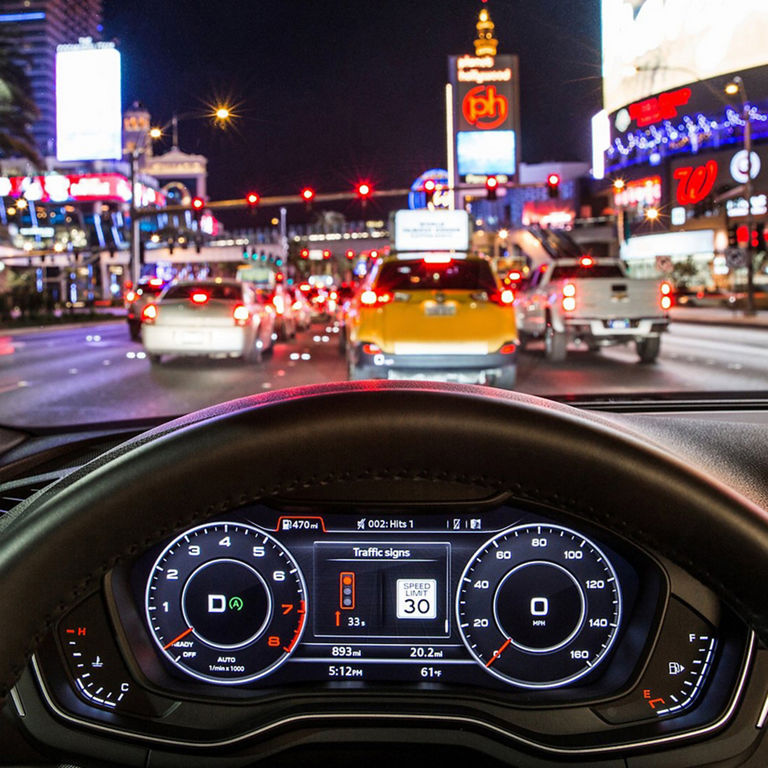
[313,542,450,638]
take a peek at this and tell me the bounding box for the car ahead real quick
[266,281,298,340]
[345,254,519,387]
[124,276,166,341]
[510,228,670,363]
[141,279,275,364]
[290,285,313,330]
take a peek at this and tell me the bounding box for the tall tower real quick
[0,0,103,157]
[474,4,498,56]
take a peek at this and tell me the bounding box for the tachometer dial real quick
[145,522,307,684]
[457,523,621,688]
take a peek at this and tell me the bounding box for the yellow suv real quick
[346,254,518,388]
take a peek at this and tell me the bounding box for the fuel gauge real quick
[596,597,717,724]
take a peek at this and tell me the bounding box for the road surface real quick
[0,320,766,428]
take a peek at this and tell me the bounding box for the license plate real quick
[424,304,456,316]
[608,319,629,329]
[178,330,205,345]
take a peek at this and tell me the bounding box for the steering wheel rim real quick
[1,381,767,703]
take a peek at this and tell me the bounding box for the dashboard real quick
[2,384,768,767]
[26,501,750,757]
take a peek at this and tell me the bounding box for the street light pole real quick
[129,148,141,286]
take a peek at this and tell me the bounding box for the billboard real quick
[56,42,122,162]
[449,54,520,180]
[392,210,471,252]
[602,0,768,115]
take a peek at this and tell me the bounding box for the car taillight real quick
[499,289,515,304]
[579,255,594,268]
[562,283,576,312]
[190,292,209,304]
[141,304,158,323]
[273,294,285,314]
[330,291,338,301]
[149,278,164,287]
[362,342,381,355]
[233,304,250,326]
[499,342,517,354]
[125,290,137,303]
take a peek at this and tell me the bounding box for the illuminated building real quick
[0,0,103,156]
[474,5,498,57]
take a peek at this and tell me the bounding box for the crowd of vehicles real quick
[124,217,674,380]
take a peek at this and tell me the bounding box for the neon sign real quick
[673,161,718,205]
[628,88,692,128]
[462,85,508,129]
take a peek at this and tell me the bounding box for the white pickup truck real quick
[511,229,671,363]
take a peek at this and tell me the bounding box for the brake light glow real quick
[423,254,453,265]
[149,278,164,287]
[660,281,672,295]
[125,290,137,303]
[499,342,517,354]
[508,271,521,281]
[499,289,515,304]
[362,343,381,355]
[330,291,338,300]
[360,290,392,307]
[141,304,157,323]
[190,292,209,304]
[292,301,302,311]
[273,294,285,315]
[299,283,310,291]
[579,255,594,268]
[562,283,576,312]
[233,304,250,326]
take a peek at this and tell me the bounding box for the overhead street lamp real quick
[724,75,757,315]
[128,106,234,284]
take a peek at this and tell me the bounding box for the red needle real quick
[486,638,511,668]
[163,627,193,650]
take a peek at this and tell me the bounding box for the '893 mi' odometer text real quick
[145,522,307,684]
[457,524,622,688]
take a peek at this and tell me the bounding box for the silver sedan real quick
[141,279,276,364]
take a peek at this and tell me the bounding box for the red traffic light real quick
[246,192,260,206]
[547,173,561,186]
[301,187,316,202]
[191,196,205,210]
[345,249,355,260]
[424,179,436,192]
[485,176,499,190]
[323,249,331,260]
[356,182,372,198]
[300,248,309,259]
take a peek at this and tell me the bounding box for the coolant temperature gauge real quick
[57,592,166,716]
[596,597,717,724]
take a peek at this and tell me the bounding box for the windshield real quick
[376,260,498,293]
[0,1,767,428]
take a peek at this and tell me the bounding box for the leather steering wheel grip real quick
[1,381,768,703]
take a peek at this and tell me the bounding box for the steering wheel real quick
[1,381,767,750]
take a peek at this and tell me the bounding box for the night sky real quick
[103,0,602,216]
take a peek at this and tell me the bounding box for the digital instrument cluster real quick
[133,506,645,694]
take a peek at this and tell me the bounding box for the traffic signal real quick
[546,173,561,198]
[356,182,373,205]
[191,196,205,225]
[299,248,309,259]
[727,224,738,248]
[246,192,260,208]
[301,187,316,208]
[345,249,355,260]
[424,178,436,204]
[485,175,499,201]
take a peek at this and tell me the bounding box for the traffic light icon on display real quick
[546,173,561,198]
[486,175,499,201]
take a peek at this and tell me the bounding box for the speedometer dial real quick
[145,522,307,684]
[457,524,621,688]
